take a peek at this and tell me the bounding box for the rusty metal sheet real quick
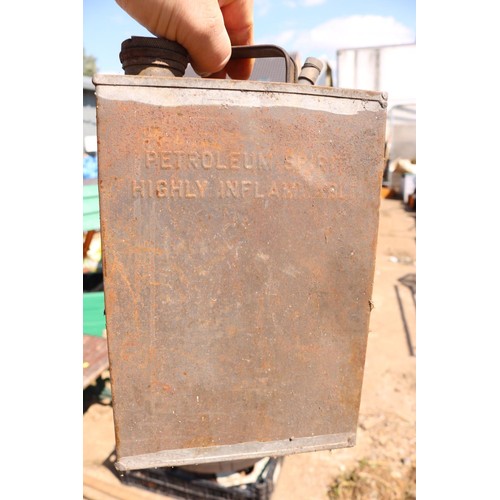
[93,75,387,471]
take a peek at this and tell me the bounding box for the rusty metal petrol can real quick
[93,38,388,472]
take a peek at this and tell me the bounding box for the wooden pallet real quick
[84,472,169,500]
[83,335,109,389]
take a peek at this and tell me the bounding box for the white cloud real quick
[272,30,296,47]
[263,15,415,64]
[255,0,272,17]
[282,0,325,8]
[301,0,326,6]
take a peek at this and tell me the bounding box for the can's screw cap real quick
[298,57,324,85]
[120,36,189,77]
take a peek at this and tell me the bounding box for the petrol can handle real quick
[120,37,321,84]
[231,45,324,85]
[230,44,298,83]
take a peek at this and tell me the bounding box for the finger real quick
[176,1,232,76]
[219,0,254,45]
[223,58,253,81]
[208,68,228,79]
[219,0,254,79]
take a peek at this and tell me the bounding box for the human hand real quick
[116,0,254,79]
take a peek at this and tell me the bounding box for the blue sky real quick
[84,0,415,74]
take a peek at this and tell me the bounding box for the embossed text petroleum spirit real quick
[144,150,341,173]
[131,179,349,200]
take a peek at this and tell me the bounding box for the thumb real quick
[115,0,232,77]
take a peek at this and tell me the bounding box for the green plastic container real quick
[83,291,106,337]
[83,183,100,232]
[83,182,105,336]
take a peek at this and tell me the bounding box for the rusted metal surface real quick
[93,74,387,471]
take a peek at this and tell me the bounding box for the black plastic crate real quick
[120,457,283,500]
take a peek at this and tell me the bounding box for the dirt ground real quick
[83,196,416,500]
